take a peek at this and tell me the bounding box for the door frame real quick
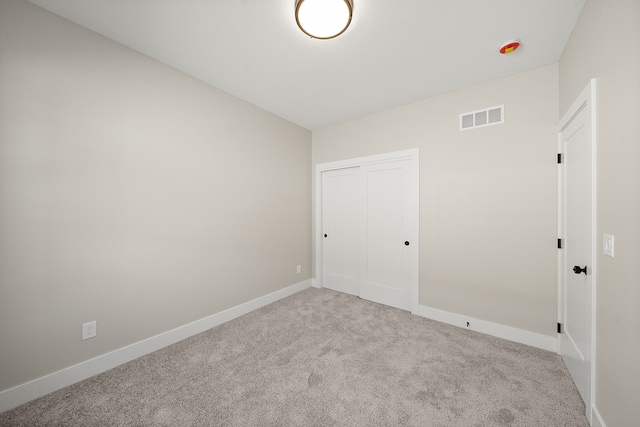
[557,78,597,422]
[314,148,420,313]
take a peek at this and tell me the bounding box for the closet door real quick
[359,160,413,310]
[321,167,359,296]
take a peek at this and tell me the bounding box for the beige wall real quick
[313,64,559,337]
[0,0,311,392]
[559,0,640,425]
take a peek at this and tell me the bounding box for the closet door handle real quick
[404,241,410,246]
[573,265,587,275]
[324,234,327,238]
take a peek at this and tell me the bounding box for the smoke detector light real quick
[499,40,521,54]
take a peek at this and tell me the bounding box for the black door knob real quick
[404,241,410,246]
[324,234,327,238]
[573,265,587,275]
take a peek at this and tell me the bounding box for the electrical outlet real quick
[297,265,302,274]
[82,321,96,340]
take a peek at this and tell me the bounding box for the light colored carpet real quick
[0,288,589,426]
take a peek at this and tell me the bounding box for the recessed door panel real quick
[359,161,412,310]
[558,81,595,418]
[322,168,359,295]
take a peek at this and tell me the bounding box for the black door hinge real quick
[557,238,562,249]
[557,323,562,334]
[557,153,562,164]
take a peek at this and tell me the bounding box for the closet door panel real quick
[321,167,359,296]
[359,160,412,310]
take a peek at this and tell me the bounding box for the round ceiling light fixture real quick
[295,0,353,39]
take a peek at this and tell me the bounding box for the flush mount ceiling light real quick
[295,0,353,39]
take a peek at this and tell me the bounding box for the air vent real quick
[459,105,504,131]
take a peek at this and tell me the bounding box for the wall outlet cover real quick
[82,321,97,340]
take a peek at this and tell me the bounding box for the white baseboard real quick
[591,405,605,427]
[413,304,557,352]
[0,279,311,414]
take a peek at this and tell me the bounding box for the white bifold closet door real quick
[322,160,414,311]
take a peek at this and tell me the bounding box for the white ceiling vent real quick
[459,105,504,131]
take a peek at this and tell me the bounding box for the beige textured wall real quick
[559,0,640,425]
[0,0,311,392]
[313,64,559,337]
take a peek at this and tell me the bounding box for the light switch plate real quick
[603,234,614,257]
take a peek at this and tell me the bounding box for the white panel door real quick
[322,167,359,295]
[359,160,413,310]
[559,81,595,418]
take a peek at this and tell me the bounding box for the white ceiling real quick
[27,0,586,130]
